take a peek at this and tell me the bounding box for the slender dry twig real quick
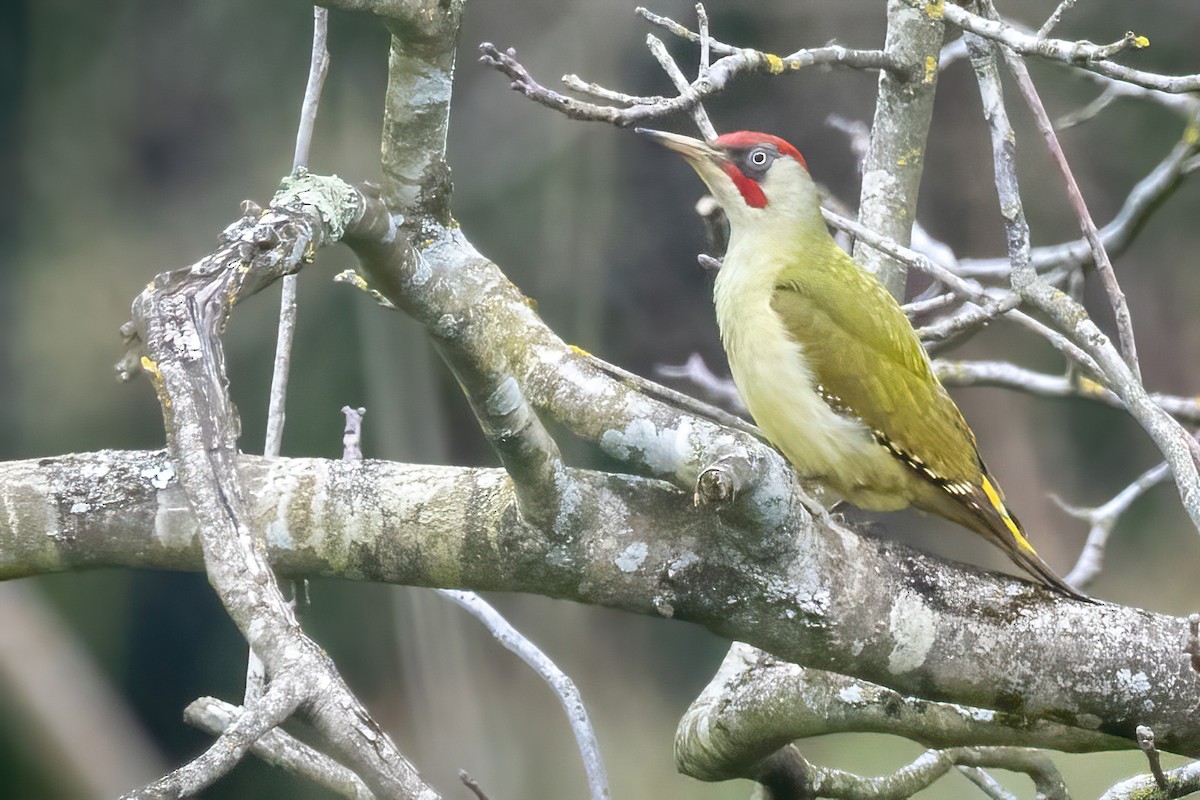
[265,7,331,459]
[646,34,716,140]
[480,7,899,129]
[185,697,373,800]
[123,678,303,799]
[932,360,1200,425]
[1058,460,1170,588]
[655,353,745,413]
[341,405,366,461]
[1137,725,1170,791]
[439,590,610,800]
[988,0,1140,380]
[965,30,1200,533]
[958,108,1200,278]
[1037,0,1078,38]
[822,209,1104,376]
[957,766,1018,800]
[253,3,331,718]
[941,2,1198,93]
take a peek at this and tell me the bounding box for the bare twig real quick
[253,4,332,725]
[655,353,745,413]
[1037,0,1078,38]
[932,359,1200,425]
[959,106,1199,278]
[1058,460,1170,588]
[646,33,717,140]
[941,2,1198,93]
[459,771,491,800]
[341,405,366,461]
[123,678,303,799]
[822,208,1105,376]
[292,8,330,174]
[439,590,610,800]
[990,1,1140,380]
[265,7,331,459]
[185,697,373,800]
[1137,725,1170,791]
[958,766,1019,800]
[965,30,1200,534]
[480,8,899,130]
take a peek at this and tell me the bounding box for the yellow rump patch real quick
[981,476,1038,554]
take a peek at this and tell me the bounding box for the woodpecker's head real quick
[638,128,820,232]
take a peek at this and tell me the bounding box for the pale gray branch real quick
[6,448,1200,755]
[852,0,945,298]
[438,590,609,800]
[931,359,1200,425]
[676,643,1125,784]
[1060,460,1172,589]
[123,678,303,799]
[991,4,1140,380]
[186,698,373,800]
[965,30,1200,535]
[942,2,1198,93]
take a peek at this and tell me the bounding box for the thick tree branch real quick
[5,450,1200,756]
[118,175,438,798]
[852,0,944,298]
[675,643,1126,783]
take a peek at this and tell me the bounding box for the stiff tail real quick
[975,476,1092,603]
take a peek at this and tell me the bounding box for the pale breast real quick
[714,260,910,509]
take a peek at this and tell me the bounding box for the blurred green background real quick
[2,0,1199,797]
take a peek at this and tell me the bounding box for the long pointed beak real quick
[635,128,723,164]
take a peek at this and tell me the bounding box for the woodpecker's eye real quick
[736,145,776,181]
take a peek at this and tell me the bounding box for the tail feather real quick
[973,476,1092,602]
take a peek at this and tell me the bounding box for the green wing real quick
[772,247,981,484]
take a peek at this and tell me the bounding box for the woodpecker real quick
[640,128,1084,600]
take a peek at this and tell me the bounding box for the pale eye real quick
[749,148,769,166]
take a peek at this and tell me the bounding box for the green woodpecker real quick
[640,128,1083,600]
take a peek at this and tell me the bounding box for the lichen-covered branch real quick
[5,450,1200,757]
[117,174,438,799]
[851,0,944,298]
[675,643,1126,783]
